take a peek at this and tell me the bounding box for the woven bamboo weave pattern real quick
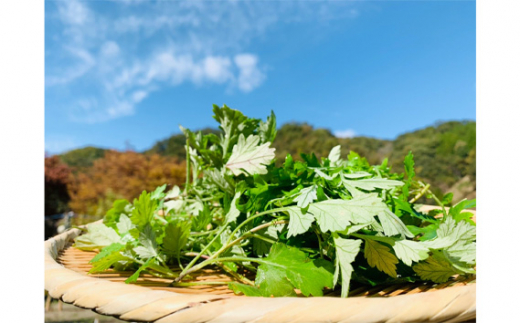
[44,206,476,323]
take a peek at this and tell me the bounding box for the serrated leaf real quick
[151,184,167,200]
[413,256,457,283]
[343,172,371,179]
[258,110,277,144]
[377,208,414,238]
[363,239,398,278]
[225,192,241,223]
[404,151,415,179]
[254,243,334,297]
[342,176,403,192]
[328,145,342,166]
[286,207,314,238]
[135,225,158,259]
[163,220,191,259]
[103,199,130,230]
[89,251,129,273]
[131,191,158,228]
[117,214,134,236]
[393,240,429,266]
[313,168,338,180]
[225,134,275,176]
[228,282,264,297]
[446,241,476,264]
[125,258,153,284]
[294,185,318,208]
[437,216,476,244]
[73,223,122,251]
[90,243,125,264]
[334,237,362,297]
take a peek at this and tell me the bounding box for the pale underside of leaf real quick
[393,240,429,266]
[334,237,362,297]
[294,185,318,208]
[286,207,314,238]
[225,134,275,176]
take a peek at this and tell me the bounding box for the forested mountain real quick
[54,120,476,216]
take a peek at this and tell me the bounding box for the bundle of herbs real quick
[73,105,476,298]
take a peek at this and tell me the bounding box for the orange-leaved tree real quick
[68,150,186,219]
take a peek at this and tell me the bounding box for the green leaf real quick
[449,199,476,218]
[363,239,398,278]
[134,225,158,259]
[90,243,125,263]
[304,194,412,237]
[116,214,134,236]
[73,223,122,251]
[404,151,415,180]
[342,176,403,192]
[334,237,362,297]
[445,241,476,265]
[225,192,241,223]
[377,208,414,238]
[255,243,334,297]
[328,145,342,166]
[125,258,153,284]
[258,110,277,144]
[131,191,158,228]
[225,134,276,176]
[228,282,264,297]
[413,256,457,283]
[163,220,191,259]
[294,185,318,208]
[151,184,167,200]
[393,240,429,266]
[286,207,314,238]
[89,251,129,273]
[103,199,130,230]
[253,224,284,256]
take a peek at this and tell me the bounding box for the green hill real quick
[60,120,476,201]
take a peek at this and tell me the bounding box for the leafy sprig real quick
[74,104,476,297]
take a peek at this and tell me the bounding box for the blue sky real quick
[45,0,476,154]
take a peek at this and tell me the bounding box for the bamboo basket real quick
[44,206,476,323]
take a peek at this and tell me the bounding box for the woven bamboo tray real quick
[44,206,476,323]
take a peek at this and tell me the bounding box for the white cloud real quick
[57,0,90,25]
[47,0,359,123]
[334,129,357,138]
[46,47,95,86]
[234,54,265,93]
[101,41,120,57]
[132,90,148,103]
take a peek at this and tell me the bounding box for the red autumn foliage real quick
[68,150,186,217]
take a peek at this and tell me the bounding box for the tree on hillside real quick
[60,146,107,172]
[389,121,476,197]
[68,151,186,217]
[45,155,72,216]
[272,123,339,161]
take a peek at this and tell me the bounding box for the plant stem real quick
[171,281,230,287]
[154,214,168,224]
[409,184,430,203]
[313,226,324,259]
[179,225,227,276]
[250,233,276,244]
[225,207,292,246]
[175,219,288,282]
[185,138,191,192]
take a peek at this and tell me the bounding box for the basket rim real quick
[45,205,476,323]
